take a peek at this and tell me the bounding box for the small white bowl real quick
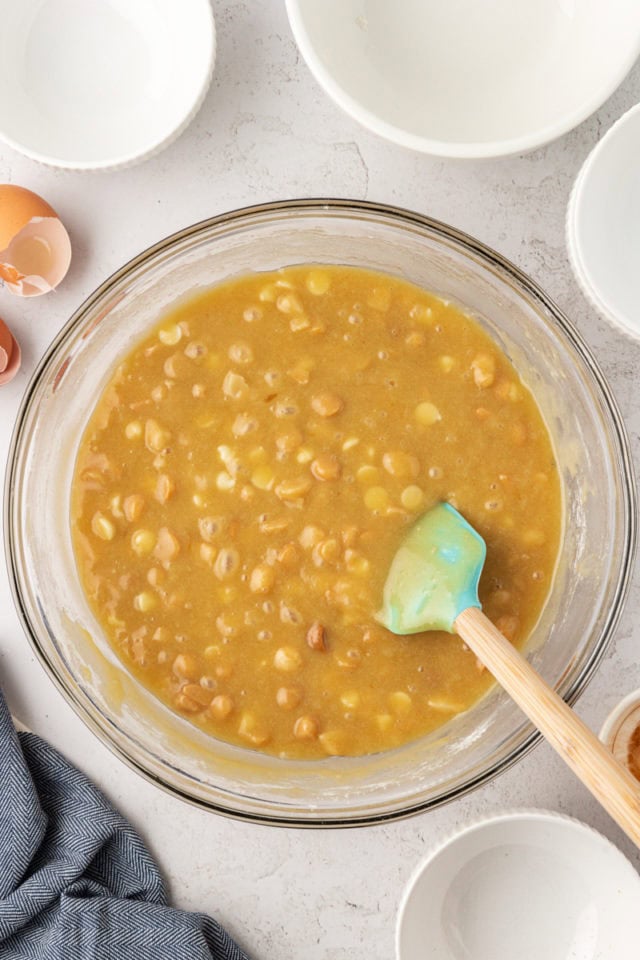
[396,809,640,960]
[0,0,215,170]
[567,102,640,339]
[286,0,640,159]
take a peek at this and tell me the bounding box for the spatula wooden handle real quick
[456,606,640,848]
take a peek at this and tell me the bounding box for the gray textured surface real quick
[1,4,639,958]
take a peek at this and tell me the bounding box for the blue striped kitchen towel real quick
[0,689,251,959]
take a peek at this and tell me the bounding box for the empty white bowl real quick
[397,809,640,960]
[286,0,640,158]
[0,0,215,170]
[567,102,640,339]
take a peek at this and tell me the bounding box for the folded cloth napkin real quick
[0,689,251,959]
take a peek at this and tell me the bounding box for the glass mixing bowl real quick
[5,200,636,826]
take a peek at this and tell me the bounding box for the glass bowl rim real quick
[4,198,637,826]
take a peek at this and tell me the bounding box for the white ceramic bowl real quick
[567,102,640,339]
[397,809,640,960]
[0,0,215,170]
[286,0,640,159]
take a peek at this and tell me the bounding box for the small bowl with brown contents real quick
[600,690,640,783]
[6,200,635,825]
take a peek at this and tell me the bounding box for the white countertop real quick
[2,4,640,957]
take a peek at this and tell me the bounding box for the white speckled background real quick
[1,3,640,957]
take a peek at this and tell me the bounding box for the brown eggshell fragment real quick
[0,186,58,248]
[0,317,11,365]
[0,185,71,297]
[0,317,21,385]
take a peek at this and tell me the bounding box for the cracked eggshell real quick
[0,316,21,385]
[0,185,71,297]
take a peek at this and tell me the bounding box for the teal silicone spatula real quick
[379,502,640,848]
